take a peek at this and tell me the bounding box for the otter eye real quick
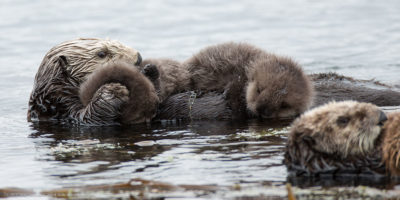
[97,51,107,58]
[337,116,350,127]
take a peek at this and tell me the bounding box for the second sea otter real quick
[284,100,400,178]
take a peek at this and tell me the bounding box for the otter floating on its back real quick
[284,101,388,177]
[28,38,158,125]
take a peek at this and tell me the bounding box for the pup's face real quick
[246,56,313,119]
[289,101,387,158]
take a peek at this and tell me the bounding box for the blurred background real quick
[0,0,399,198]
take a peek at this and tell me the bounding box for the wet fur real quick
[156,91,232,120]
[184,42,314,118]
[382,112,400,176]
[155,73,400,121]
[139,58,190,102]
[311,73,400,107]
[80,62,159,124]
[284,101,387,176]
[28,38,143,125]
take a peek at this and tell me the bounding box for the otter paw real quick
[98,83,130,103]
[142,64,160,81]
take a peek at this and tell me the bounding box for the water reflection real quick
[28,120,290,187]
[27,119,400,198]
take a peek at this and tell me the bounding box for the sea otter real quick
[184,42,314,119]
[139,58,190,102]
[284,101,388,177]
[28,38,158,125]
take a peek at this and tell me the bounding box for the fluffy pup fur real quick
[80,61,159,124]
[184,42,314,119]
[139,58,190,102]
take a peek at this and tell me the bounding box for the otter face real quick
[28,38,142,121]
[246,56,314,119]
[289,101,387,158]
[49,38,142,82]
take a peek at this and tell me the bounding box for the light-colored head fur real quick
[28,38,142,121]
[289,101,386,158]
[246,54,314,119]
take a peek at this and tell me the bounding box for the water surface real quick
[1,0,400,199]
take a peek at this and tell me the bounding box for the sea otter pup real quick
[184,42,314,119]
[28,38,158,125]
[79,61,159,124]
[284,101,388,177]
[139,58,190,102]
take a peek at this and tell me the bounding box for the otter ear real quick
[57,55,71,76]
[58,55,68,67]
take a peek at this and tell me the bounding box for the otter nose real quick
[378,110,387,126]
[135,52,142,66]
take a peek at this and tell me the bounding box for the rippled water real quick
[1,0,400,198]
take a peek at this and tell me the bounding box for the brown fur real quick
[139,58,190,102]
[381,112,400,176]
[28,38,144,125]
[80,61,159,124]
[154,72,400,121]
[311,72,400,107]
[156,91,232,121]
[284,101,387,176]
[184,42,314,119]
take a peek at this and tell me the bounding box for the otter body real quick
[28,38,157,125]
[311,73,400,107]
[155,73,400,121]
[184,42,314,119]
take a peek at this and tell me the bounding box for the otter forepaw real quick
[142,64,160,81]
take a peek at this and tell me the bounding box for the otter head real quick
[246,55,314,119]
[28,38,142,121]
[289,101,387,159]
